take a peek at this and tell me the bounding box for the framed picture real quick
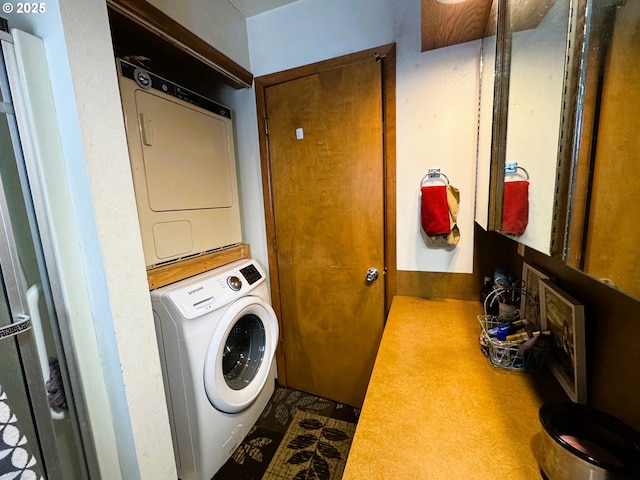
[520,263,553,330]
[539,279,586,403]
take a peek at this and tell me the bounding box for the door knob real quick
[366,268,379,283]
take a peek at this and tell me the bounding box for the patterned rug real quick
[214,386,359,480]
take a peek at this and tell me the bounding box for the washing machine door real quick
[203,295,279,413]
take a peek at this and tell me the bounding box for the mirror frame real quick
[551,0,589,257]
[477,0,510,231]
[563,0,612,267]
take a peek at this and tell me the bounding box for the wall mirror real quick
[476,0,580,255]
[476,0,506,232]
[564,0,640,301]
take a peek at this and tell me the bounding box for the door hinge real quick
[264,117,269,135]
[272,235,277,252]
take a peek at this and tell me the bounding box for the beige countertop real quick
[342,296,567,480]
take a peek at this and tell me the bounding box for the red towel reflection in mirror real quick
[501,180,529,235]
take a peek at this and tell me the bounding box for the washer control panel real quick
[227,276,242,291]
[240,264,262,285]
[117,59,232,118]
[159,259,266,319]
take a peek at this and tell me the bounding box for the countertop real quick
[342,296,567,480]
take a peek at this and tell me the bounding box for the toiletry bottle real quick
[506,331,529,344]
[493,269,509,289]
[494,327,511,366]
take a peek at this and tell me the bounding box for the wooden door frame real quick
[254,44,397,386]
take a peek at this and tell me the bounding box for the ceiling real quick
[227,0,299,18]
[224,0,497,52]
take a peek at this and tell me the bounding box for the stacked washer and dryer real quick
[117,59,278,480]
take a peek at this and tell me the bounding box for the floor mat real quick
[262,410,356,480]
[214,386,359,480]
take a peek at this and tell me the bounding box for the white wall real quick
[54,0,177,476]
[247,0,479,273]
[218,86,270,269]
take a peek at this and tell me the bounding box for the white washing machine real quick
[151,259,278,480]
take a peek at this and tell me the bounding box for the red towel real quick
[501,180,529,235]
[421,185,451,236]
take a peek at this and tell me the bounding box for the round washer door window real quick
[204,296,278,413]
[222,313,265,390]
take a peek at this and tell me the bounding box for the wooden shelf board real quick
[147,244,251,290]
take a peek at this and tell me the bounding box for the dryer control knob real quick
[227,276,242,291]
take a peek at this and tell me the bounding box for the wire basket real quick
[478,315,549,372]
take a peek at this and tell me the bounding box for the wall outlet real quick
[517,242,525,256]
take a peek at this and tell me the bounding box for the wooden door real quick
[262,53,390,408]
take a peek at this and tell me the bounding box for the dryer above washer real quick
[117,59,242,267]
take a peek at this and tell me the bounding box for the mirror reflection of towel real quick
[501,180,529,235]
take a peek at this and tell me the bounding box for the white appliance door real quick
[134,89,234,212]
[203,296,278,414]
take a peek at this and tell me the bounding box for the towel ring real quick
[421,169,450,186]
[505,162,530,181]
